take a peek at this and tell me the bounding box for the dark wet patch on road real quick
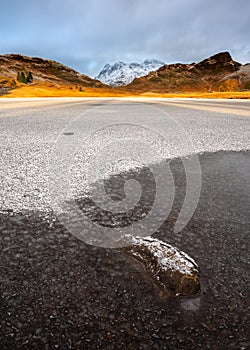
[0,150,249,349]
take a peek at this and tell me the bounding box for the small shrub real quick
[10,79,16,87]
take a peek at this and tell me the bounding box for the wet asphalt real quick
[0,98,250,349]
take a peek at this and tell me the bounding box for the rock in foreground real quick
[122,236,200,298]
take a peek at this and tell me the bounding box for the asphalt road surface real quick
[0,98,249,349]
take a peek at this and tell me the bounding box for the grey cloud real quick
[0,0,249,76]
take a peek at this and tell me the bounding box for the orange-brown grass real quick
[1,83,250,99]
[138,91,250,99]
[2,83,130,98]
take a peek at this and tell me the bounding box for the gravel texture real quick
[0,98,250,213]
[0,98,249,349]
[0,150,249,349]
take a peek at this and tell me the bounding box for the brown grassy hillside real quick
[0,54,125,97]
[121,52,250,94]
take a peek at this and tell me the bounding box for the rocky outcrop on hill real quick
[222,63,250,90]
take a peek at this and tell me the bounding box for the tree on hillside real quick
[16,71,33,84]
[26,71,33,83]
[17,71,27,84]
[17,72,21,82]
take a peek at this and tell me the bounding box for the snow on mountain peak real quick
[96,59,165,86]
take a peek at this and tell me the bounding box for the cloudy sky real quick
[0,0,249,77]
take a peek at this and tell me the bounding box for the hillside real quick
[122,52,250,94]
[0,52,249,98]
[0,54,111,96]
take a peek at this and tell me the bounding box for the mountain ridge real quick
[96,59,165,86]
[0,52,250,97]
[122,52,250,93]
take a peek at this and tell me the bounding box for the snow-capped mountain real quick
[95,59,165,86]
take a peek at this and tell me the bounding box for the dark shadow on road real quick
[0,150,249,349]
